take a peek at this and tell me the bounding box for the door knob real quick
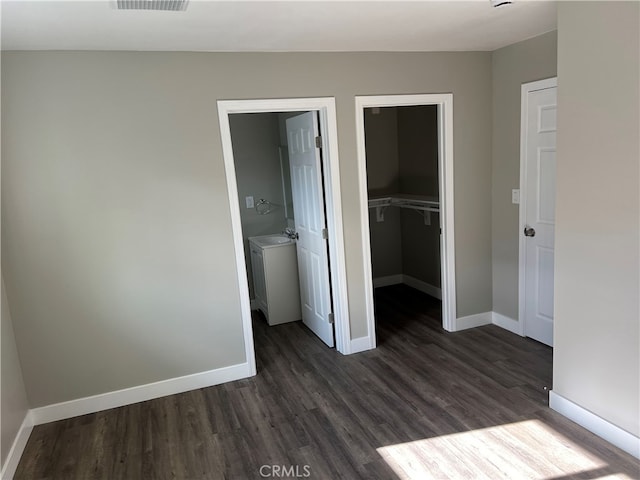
[524,226,536,237]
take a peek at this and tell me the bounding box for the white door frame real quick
[518,77,557,337]
[355,93,457,343]
[217,98,351,375]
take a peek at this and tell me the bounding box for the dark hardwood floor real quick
[15,285,640,479]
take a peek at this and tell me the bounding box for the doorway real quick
[355,94,456,346]
[217,98,351,377]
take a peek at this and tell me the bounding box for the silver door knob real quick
[524,226,536,237]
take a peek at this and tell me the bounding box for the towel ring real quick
[255,199,273,215]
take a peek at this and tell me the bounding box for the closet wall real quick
[365,108,403,279]
[366,105,441,294]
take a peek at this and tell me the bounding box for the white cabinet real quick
[249,236,302,326]
[250,247,268,314]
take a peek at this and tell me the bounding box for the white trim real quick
[518,77,557,338]
[549,391,640,459]
[403,275,442,300]
[30,362,252,425]
[455,311,493,331]
[217,98,351,355]
[1,413,34,480]
[355,93,456,347]
[373,274,404,288]
[349,335,376,354]
[217,105,258,375]
[492,312,523,336]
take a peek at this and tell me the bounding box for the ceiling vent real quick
[116,0,189,11]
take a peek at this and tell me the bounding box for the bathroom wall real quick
[230,113,288,299]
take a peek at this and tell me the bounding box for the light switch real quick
[245,196,254,209]
[511,189,520,204]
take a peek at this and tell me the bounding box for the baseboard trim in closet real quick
[373,275,404,288]
[402,275,442,300]
[373,275,441,300]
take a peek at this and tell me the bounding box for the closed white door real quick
[286,112,334,347]
[521,82,557,347]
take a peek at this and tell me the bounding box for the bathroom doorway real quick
[217,98,351,377]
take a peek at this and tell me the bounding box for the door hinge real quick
[322,228,328,240]
[315,135,322,148]
[328,313,335,324]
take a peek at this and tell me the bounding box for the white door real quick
[521,81,557,347]
[286,112,334,347]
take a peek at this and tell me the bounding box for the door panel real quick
[286,112,334,347]
[523,86,557,346]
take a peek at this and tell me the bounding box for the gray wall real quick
[364,108,403,278]
[1,278,30,465]
[2,51,492,407]
[230,113,288,299]
[555,2,639,437]
[491,31,558,321]
[398,106,439,197]
[365,108,400,196]
[398,106,440,288]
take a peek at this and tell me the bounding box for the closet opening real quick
[355,94,456,349]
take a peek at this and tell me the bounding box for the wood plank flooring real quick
[15,285,640,479]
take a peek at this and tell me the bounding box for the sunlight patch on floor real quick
[377,419,631,479]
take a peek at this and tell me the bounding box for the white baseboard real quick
[30,362,253,425]
[373,274,442,300]
[349,335,376,354]
[402,275,442,300]
[455,311,493,331]
[492,312,523,336]
[1,412,34,480]
[549,391,640,459]
[373,274,404,288]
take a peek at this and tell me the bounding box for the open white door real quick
[286,112,335,347]
[520,79,557,347]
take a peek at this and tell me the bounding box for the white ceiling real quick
[1,1,557,52]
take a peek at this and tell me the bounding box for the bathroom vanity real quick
[249,235,302,326]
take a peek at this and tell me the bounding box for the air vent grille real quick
[116,0,189,11]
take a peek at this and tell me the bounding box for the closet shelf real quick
[368,194,439,225]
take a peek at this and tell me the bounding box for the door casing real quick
[518,77,558,339]
[217,98,351,377]
[355,93,457,346]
